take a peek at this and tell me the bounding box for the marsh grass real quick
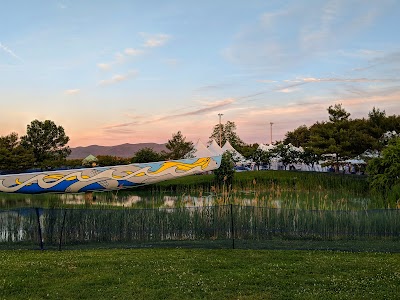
[1,205,399,251]
[1,170,398,251]
[137,170,389,208]
[142,170,369,194]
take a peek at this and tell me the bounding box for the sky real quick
[1,0,400,147]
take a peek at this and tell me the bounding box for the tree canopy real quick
[96,155,130,166]
[327,103,350,122]
[20,120,71,167]
[213,151,235,185]
[287,105,400,152]
[282,105,394,171]
[251,148,273,170]
[165,131,194,160]
[273,143,300,170]
[131,147,164,163]
[209,121,244,149]
[367,137,400,206]
[0,133,35,172]
[281,104,400,173]
[283,125,311,147]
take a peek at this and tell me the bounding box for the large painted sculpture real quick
[0,156,221,194]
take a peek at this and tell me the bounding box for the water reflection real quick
[59,193,143,207]
[0,189,371,210]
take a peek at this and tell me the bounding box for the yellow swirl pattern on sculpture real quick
[0,156,221,194]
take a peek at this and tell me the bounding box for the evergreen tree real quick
[327,103,350,122]
[0,133,35,171]
[283,125,310,147]
[307,105,377,171]
[165,131,194,160]
[213,151,235,185]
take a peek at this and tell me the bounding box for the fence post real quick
[58,209,67,251]
[230,204,235,249]
[35,208,44,251]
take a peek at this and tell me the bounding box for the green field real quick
[1,171,400,299]
[1,248,400,299]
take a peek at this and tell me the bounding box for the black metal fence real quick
[1,205,399,251]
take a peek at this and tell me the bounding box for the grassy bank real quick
[1,248,399,299]
[139,170,369,195]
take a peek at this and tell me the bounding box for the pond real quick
[0,188,372,210]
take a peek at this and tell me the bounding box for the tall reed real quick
[1,205,399,250]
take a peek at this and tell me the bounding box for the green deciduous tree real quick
[273,143,300,170]
[367,137,400,207]
[165,131,194,160]
[96,155,130,166]
[131,148,164,163]
[224,121,245,149]
[209,124,224,147]
[20,120,71,167]
[251,148,274,170]
[209,121,244,149]
[62,159,82,169]
[367,107,400,143]
[237,143,259,160]
[299,147,322,171]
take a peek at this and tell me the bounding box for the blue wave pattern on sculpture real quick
[0,156,221,194]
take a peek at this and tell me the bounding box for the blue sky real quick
[1,0,400,147]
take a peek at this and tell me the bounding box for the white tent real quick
[221,140,246,163]
[187,140,215,158]
[345,159,366,164]
[207,140,224,156]
[258,143,276,152]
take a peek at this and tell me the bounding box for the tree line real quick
[282,105,400,169]
[0,122,195,172]
[0,118,246,173]
[241,105,399,171]
[0,120,70,172]
[1,105,400,203]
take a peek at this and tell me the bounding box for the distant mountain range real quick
[68,143,168,159]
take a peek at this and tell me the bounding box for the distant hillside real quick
[68,143,168,159]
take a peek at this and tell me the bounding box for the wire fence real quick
[1,205,399,252]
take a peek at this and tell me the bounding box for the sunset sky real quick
[1,0,400,147]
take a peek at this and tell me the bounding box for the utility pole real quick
[270,122,274,145]
[218,113,224,147]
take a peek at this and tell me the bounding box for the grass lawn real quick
[1,249,399,299]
